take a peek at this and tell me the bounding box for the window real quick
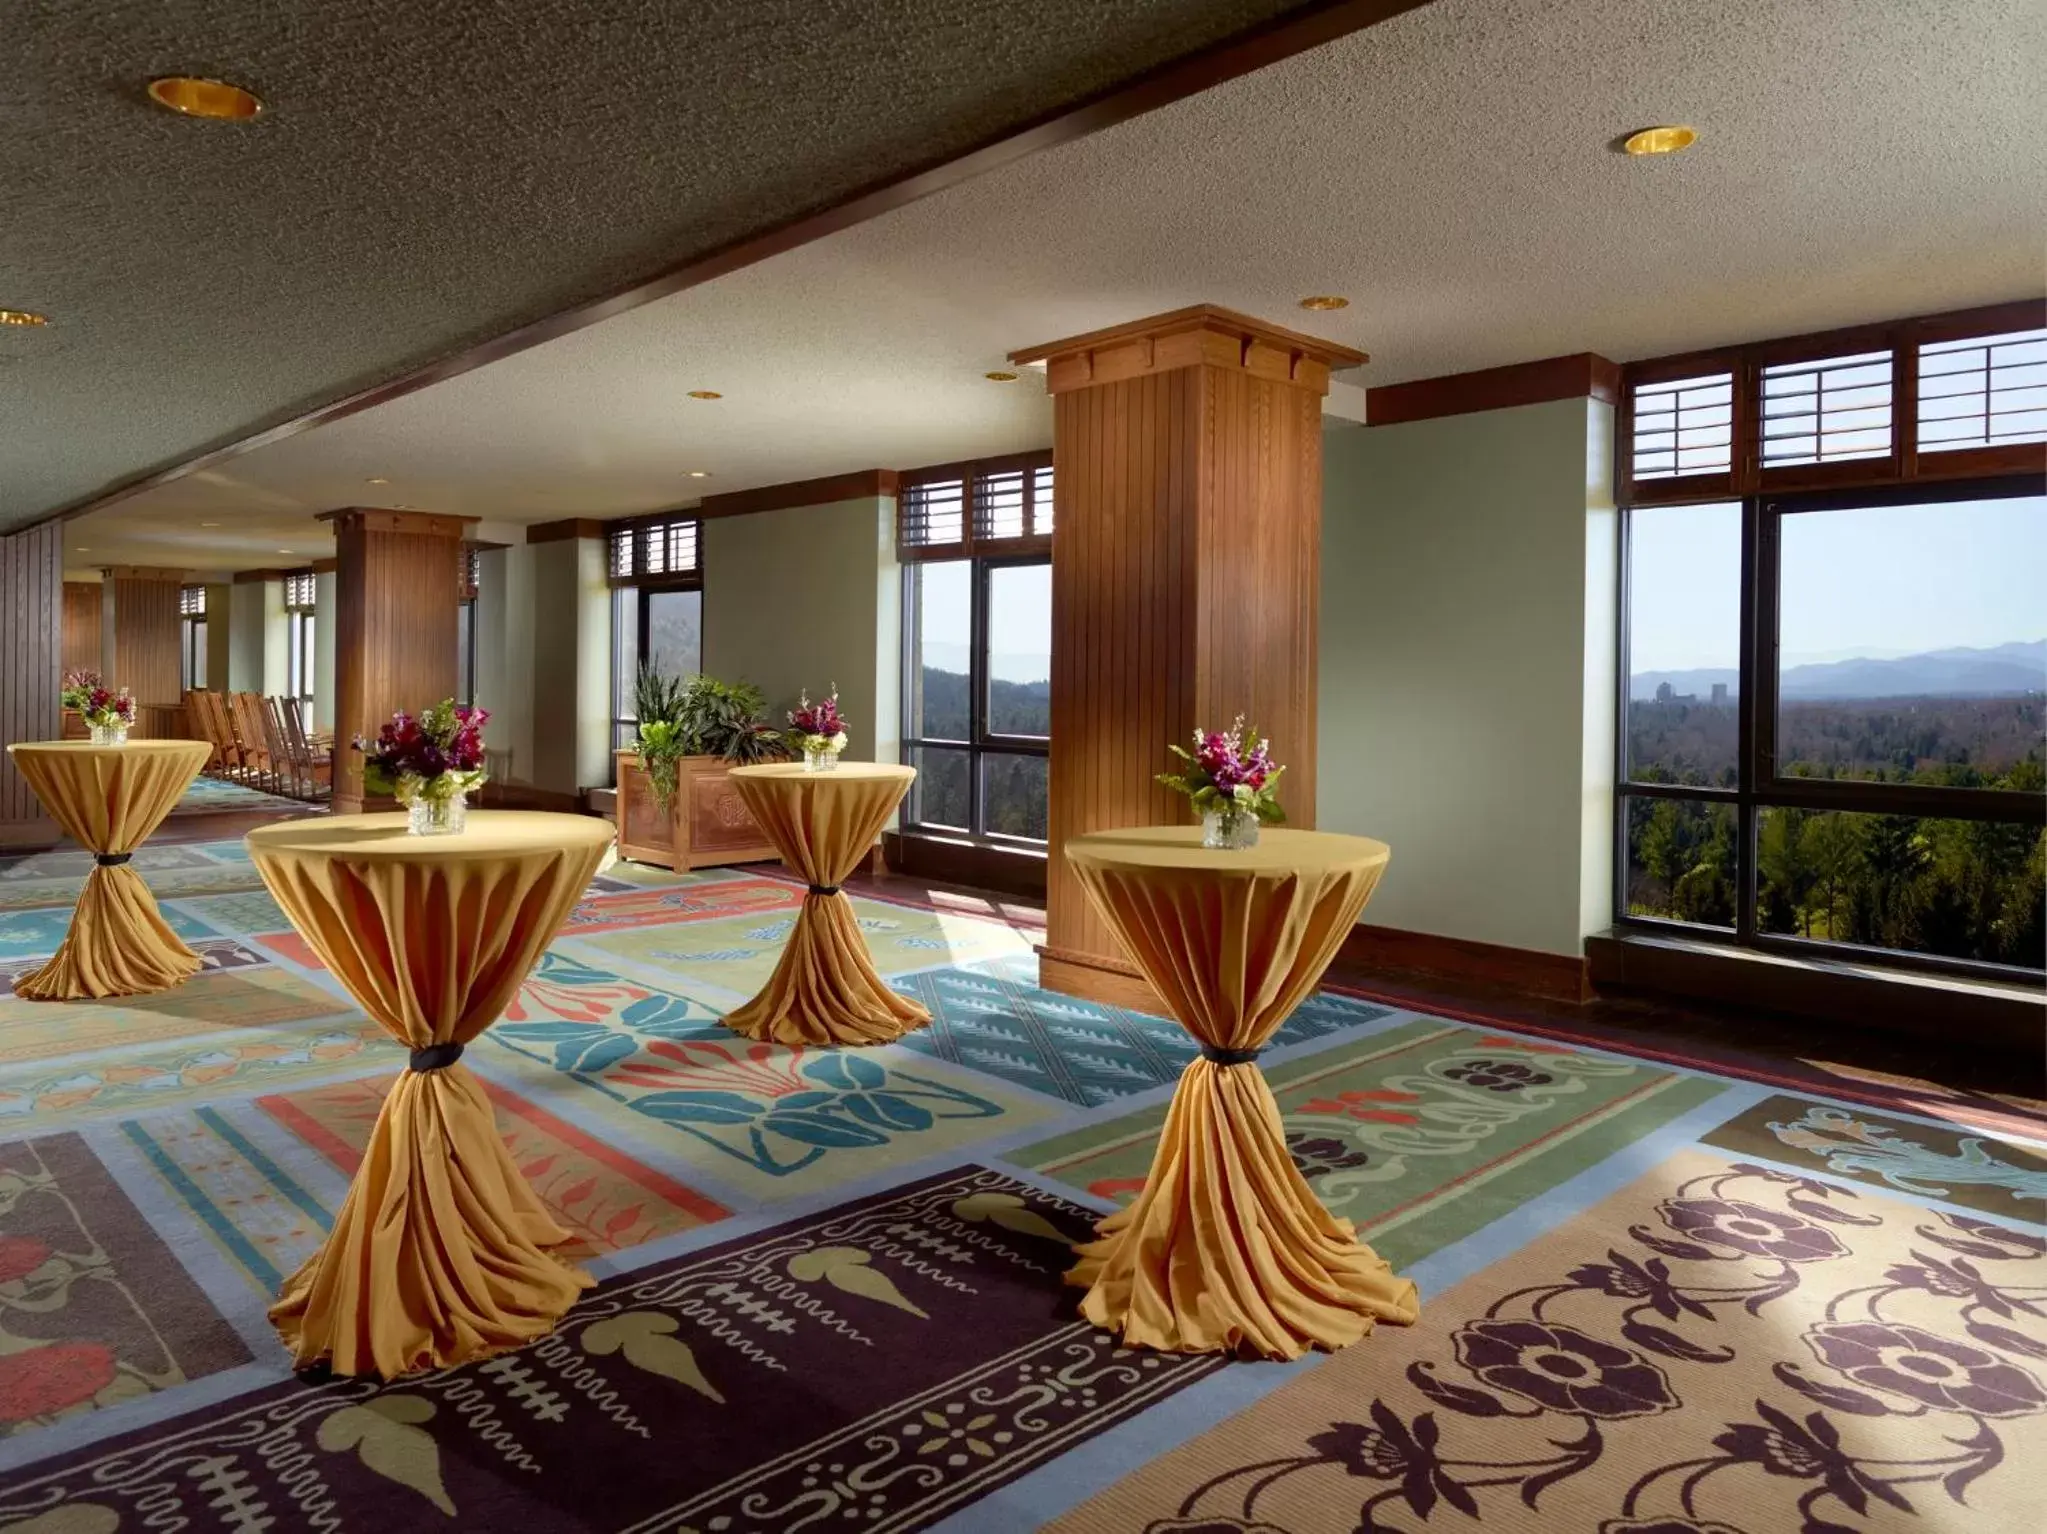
[1918,328,2047,453]
[608,518,703,753]
[178,585,207,693]
[457,547,479,707]
[1628,372,1734,481]
[1759,350,1893,468]
[1618,478,2045,975]
[898,453,1053,844]
[284,573,316,718]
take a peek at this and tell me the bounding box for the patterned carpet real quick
[0,794,2040,1530]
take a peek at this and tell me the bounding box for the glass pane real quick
[456,602,473,706]
[192,621,207,692]
[613,586,639,719]
[646,589,702,679]
[1630,374,1733,479]
[1623,796,1738,928]
[980,752,1048,841]
[1758,807,2044,968]
[1778,496,2046,788]
[985,562,1051,737]
[908,745,972,832]
[1626,502,1741,787]
[909,561,972,741]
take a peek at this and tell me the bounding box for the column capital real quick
[1010,304,1366,398]
[315,506,479,539]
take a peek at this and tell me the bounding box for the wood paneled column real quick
[0,524,63,844]
[1009,305,1365,1007]
[321,508,477,814]
[104,566,187,707]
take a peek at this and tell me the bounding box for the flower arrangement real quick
[59,669,103,712]
[355,699,489,833]
[1157,717,1286,849]
[787,688,848,771]
[68,673,136,743]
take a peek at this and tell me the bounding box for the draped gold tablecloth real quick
[244,810,616,1377]
[6,739,213,1000]
[1063,825,1420,1359]
[723,763,931,1046]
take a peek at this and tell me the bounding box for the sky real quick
[1629,494,2047,673]
[917,559,1051,681]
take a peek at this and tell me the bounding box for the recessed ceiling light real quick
[687,470,710,478]
[1298,296,1349,312]
[1621,125,1697,156]
[75,547,90,553]
[147,77,263,120]
[277,548,293,554]
[366,476,389,485]
[200,521,221,528]
[686,390,722,400]
[984,370,1020,382]
[0,309,49,328]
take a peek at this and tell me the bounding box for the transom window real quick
[178,585,206,692]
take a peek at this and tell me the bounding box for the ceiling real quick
[0,0,1323,530]
[54,0,2047,576]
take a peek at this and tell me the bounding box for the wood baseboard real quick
[1339,923,1592,1003]
[1036,944,1166,1015]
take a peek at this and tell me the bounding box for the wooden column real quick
[1009,305,1364,1007]
[62,581,103,677]
[105,566,187,707]
[0,523,63,843]
[322,508,477,814]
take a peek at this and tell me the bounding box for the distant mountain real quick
[1632,639,2047,702]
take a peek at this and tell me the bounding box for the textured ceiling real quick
[0,0,1315,529]
[61,0,2047,575]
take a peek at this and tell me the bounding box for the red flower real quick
[0,1341,117,1421]
[0,1237,50,1284]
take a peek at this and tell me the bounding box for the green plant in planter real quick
[633,669,692,810]
[680,676,791,765]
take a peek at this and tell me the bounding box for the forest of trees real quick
[1627,693,2045,968]
[908,668,1050,839]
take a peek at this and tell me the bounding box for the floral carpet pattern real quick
[0,806,2039,1530]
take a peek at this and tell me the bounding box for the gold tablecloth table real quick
[244,810,615,1377]
[5,739,213,1000]
[723,762,932,1046]
[1063,825,1421,1359]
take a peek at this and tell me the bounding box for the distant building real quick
[1711,682,1728,706]
[1655,682,1675,703]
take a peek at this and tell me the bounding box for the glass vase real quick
[87,722,130,746]
[803,747,841,773]
[406,793,469,836]
[1202,807,1260,851]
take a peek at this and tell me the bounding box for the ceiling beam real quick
[41,0,1433,531]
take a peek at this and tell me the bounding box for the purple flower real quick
[1451,1320,1678,1419]
[1803,1323,2047,1417]
[1660,1198,1848,1263]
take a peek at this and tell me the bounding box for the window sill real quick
[883,830,1047,899]
[1587,928,2043,1056]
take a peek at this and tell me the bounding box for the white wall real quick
[703,497,900,762]
[226,581,267,692]
[1318,400,1617,956]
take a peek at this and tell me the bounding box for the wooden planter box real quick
[613,749,779,872]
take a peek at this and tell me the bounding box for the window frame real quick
[283,574,316,718]
[899,550,1051,846]
[1614,471,2047,983]
[178,584,207,693]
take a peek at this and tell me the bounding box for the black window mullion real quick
[1736,494,1768,941]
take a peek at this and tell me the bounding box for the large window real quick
[178,584,207,693]
[608,518,703,752]
[283,572,316,718]
[457,546,479,708]
[1618,304,2045,978]
[899,454,1053,844]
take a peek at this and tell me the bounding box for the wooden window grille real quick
[283,572,316,610]
[178,584,206,616]
[1760,349,1894,468]
[606,518,702,585]
[1629,373,1734,480]
[898,452,1053,560]
[1917,328,2047,453]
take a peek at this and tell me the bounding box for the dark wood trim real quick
[1009,302,1368,371]
[881,830,1047,899]
[696,469,901,520]
[95,564,190,582]
[1587,930,2042,1056]
[1340,923,1593,1003]
[524,518,608,545]
[1365,353,1621,427]
[37,0,1430,530]
[232,567,294,584]
[1036,945,1167,1016]
[310,557,339,575]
